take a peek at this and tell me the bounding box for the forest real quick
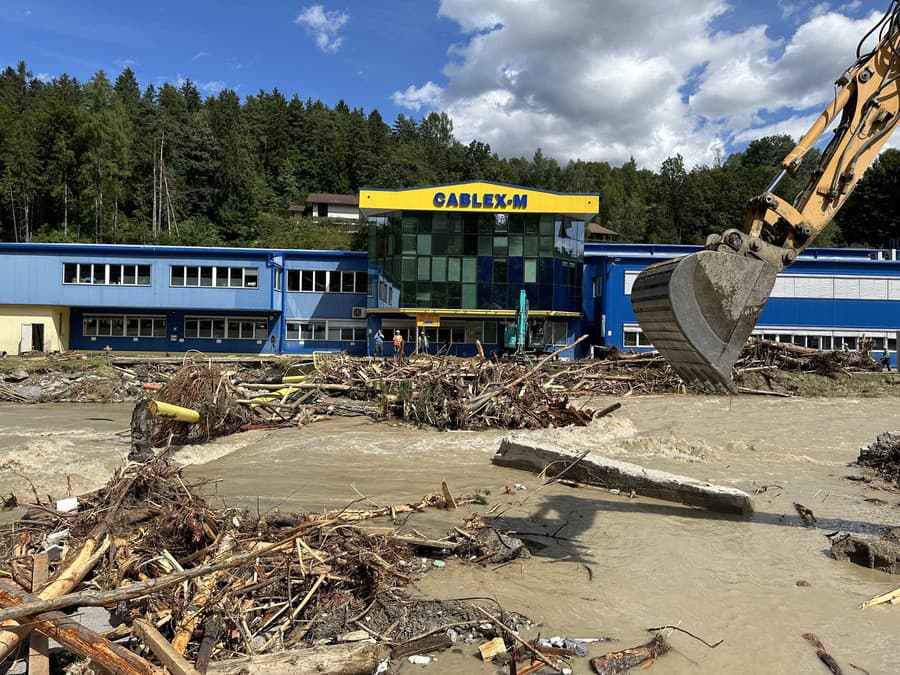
[0,61,898,252]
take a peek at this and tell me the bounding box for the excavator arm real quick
[631,1,900,393]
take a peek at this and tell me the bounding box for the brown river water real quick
[1,395,899,674]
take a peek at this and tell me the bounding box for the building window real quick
[83,314,166,337]
[623,329,654,348]
[64,263,151,286]
[184,316,267,339]
[274,268,282,291]
[170,266,259,289]
[285,270,367,293]
[285,320,365,341]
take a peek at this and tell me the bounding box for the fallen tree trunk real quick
[205,643,388,675]
[493,439,754,515]
[0,527,109,661]
[0,582,158,674]
[590,634,670,674]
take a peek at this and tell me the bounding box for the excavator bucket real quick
[630,250,779,393]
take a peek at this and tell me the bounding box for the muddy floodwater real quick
[2,395,899,673]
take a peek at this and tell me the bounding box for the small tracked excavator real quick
[631,1,900,393]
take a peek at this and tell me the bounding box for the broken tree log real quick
[0,527,110,661]
[0,582,158,674]
[493,439,754,516]
[590,634,670,674]
[204,642,388,675]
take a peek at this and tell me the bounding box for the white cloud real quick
[198,80,227,95]
[114,57,137,69]
[391,82,444,111]
[392,0,886,169]
[35,72,51,83]
[294,5,349,53]
[191,51,209,61]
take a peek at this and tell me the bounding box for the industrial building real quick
[0,180,896,365]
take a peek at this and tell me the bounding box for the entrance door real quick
[19,323,45,353]
[32,324,45,351]
[20,324,32,353]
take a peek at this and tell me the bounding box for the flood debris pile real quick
[151,364,254,445]
[830,528,900,575]
[735,338,882,377]
[856,431,900,486]
[310,353,668,429]
[0,456,546,674]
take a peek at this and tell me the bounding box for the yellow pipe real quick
[148,400,200,423]
[281,375,311,384]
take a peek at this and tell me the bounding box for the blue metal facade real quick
[2,241,899,362]
[584,243,900,366]
[0,243,368,355]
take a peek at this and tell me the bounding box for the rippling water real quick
[1,396,898,673]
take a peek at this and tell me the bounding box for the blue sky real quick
[0,0,892,170]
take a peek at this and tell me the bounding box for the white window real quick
[184,316,267,339]
[286,269,367,293]
[83,314,166,337]
[170,266,259,289]
[65,263,151,286]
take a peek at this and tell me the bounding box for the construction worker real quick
[392,330,404,362]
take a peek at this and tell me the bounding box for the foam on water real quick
[508,416,722,462]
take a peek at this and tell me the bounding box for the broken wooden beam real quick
[0,582,157,675]
[493,439,754,515]
[133,618,202,675]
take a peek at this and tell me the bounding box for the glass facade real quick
[368,211,585,312]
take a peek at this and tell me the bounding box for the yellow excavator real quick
[632,1,900,393]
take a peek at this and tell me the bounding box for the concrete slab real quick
[493,438,754,516]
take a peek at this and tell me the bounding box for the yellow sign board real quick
[359,181,598,219]
[416,314,441,327]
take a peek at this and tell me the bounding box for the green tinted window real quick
[448,257,461,282]
[524,235,539,256]
[462,257,477,282]
[478,236,492,256]
[509,235,523,257]
[417,258,430,281]
[539,214,554,236]
[432,257,447,282]
[462,284,477,308]
[524,259,537,283]
[417,234,431,255]
[402,257,416,280]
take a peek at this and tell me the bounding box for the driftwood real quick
[205,643,388,675]
[0,582,158,674]
[803,633,843,675]
[28,553,50,675]
[0,458,535,672]
[590,634,670,674]
[0,527,109,661]
[133,618,202,675]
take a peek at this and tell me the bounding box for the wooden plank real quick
[134,618,203,675]
[493,439,754,515]
[28,553,50,675]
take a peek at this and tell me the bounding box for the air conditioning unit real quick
[351,306,367,319]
